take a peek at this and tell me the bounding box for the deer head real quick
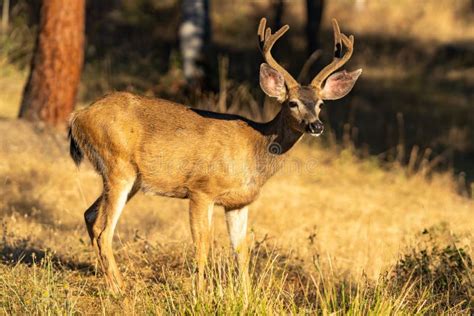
[258,18,362,137]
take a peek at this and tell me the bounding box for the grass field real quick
[0,0,473,314]
[0,120,472,314]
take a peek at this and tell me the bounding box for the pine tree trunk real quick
[19,0,85,127]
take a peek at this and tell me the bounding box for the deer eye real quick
[288,101,298,108]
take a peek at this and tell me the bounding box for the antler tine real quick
[258,18,266,42]
[333,19,342,58]
[258,18,299,90]
[310,19,355,90]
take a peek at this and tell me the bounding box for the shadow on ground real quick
[0,241,95,275]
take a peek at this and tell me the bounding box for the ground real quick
[0,119,472,314]
[0,0,473,313]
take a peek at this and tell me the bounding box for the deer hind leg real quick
[225,206,250,289]
[189,195,214,291]
[85,166,138,293]
[84,197,102,242]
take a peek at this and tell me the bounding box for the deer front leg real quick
[225,206,250,289]
[189,195,214,291]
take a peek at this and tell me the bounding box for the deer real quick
[68,17,361,293]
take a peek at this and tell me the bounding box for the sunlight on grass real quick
[0,62,25,118]
[0,124,472,314]
[1,233,471,314]
[0,1,473,313]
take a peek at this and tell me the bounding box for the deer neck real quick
[262,108,303,154]
[251,108,304,181]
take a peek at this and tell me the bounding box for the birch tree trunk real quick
[179,0,211,90]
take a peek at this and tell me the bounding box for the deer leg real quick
[225,206,250,289]
[87,172,137,293]
[84,196,102,242]
[84,179,140,244]
[189,195,214,291]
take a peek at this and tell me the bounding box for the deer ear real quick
[320,69,362,100]
[259,63,287,102]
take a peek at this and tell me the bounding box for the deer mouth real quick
[309,131,323,137]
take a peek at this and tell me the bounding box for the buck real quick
[69,18,361,293]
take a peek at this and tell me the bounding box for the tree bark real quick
[306,0,324,57]
[19,0,85,127]
[179,0,211,90]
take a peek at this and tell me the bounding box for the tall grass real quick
[0,1,473,314]
[1,229,471,314]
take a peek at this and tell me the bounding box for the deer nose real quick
[306,120,324,136]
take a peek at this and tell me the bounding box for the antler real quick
[258,18,299,90]
[310,19,354,90]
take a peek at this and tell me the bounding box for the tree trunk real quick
[272,0,284,30]
[19,0,85,127]
[179,0,211,90]
[306,0,324,56]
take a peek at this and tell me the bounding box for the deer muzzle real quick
[306,120,324,136]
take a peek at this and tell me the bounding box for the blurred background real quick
[1,0,473,184]
[0,1,473,313]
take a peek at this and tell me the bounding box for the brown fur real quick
[70,92,298,208]
[69,91,304,292]
[68,17,360,293]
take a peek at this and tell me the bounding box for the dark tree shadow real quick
[0,242,95,275]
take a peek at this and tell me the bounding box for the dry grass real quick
[0,1,473,313]
[213,0,474,51]
[0,62,26,118]
[326,0,474,43]
[0,120,472,314]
